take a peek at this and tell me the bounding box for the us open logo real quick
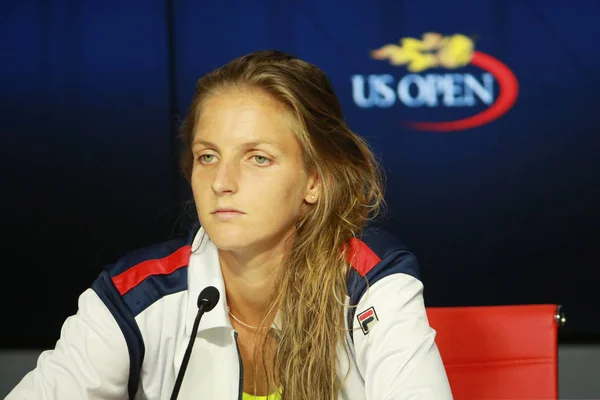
[351,32,519,132]
[357,307,379,335]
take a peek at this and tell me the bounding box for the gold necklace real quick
[227,306,265,330]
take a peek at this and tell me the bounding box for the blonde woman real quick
[8,50,452,399]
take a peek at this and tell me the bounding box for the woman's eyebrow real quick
[192,139,281,150]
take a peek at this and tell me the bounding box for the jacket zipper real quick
[234,331,244,400]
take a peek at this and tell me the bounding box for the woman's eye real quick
[253,155,271,165]
[199,154,216,163]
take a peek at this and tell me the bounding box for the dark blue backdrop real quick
[2,0,599,347]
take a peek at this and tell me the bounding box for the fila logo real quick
[357,306,379,335]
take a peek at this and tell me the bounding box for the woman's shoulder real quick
[107,237,191,275]
[104,222,200,277]
[357,225,411,257]
[346,224,419,280]
[345,225,421,306]
[92,225,200,319]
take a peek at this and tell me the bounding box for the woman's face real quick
[191,91,319,254]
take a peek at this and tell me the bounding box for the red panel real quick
[427,304,559,399]
[345,238,381,277]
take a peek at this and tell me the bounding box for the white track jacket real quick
[7,225,452,399]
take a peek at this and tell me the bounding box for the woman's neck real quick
[219,246,284,328]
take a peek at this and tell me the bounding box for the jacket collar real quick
[185,226,233,335]
[184,225,283,336]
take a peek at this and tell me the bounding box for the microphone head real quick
[197,286,220,312]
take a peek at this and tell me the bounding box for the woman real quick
[7,50,452,399]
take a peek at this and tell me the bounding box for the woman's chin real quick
[206,229,249,251]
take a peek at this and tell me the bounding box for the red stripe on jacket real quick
[345,238,381,277]
[112,245,191,295]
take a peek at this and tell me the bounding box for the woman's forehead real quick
[194,93,298,148]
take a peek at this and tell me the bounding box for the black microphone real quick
[170,286,220,400]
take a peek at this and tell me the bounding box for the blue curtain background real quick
[2,0,599,347]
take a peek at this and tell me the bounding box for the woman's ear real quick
[304,172,320,204]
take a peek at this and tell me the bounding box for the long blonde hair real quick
[178,50,385,398]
